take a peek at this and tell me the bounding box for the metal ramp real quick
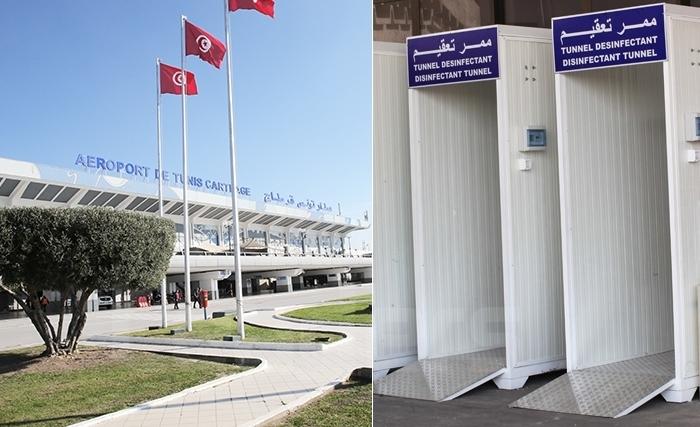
[511,351,675,418]
[373,347,506,401]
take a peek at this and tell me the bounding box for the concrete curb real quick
[238,311,352,350]
[273,300,361,312]
[238,318,350,349]
[242,315,350,335]
[322,334,352,350]
[246,366,372,427]
[87,334,325,352]
[69,357,268,427]
[244,375,345,427]
[273,313,371,328]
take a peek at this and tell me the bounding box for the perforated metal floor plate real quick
[373,347,506,401]
[511,351,675,418]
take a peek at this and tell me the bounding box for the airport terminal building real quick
[0,155,371,312]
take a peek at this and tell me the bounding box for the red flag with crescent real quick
[159,63,198,95]
[185,20,227,69]
[229,0,274,18]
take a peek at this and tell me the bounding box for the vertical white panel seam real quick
[408,88,429,360]
[556,73,577,370]
[497,35,516,370]
[663,16,686,385]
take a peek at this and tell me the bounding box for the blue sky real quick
[0,1,372,248]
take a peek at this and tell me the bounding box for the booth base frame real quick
[511,351,675,418]
[374,347,506,401]
[494,358,566,390]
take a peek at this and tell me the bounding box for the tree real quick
[0,207,175,356]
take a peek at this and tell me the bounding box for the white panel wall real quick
[498,37,565,367]
[410,81,504,359]
[373,42,418,368]
[665,15,700,381]
[559,63,674,369]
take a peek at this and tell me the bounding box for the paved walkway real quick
[0,284,371,351]
[79,305,371,427]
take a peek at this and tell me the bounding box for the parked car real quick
[98,296,114,309]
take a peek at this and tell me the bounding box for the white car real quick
[98,296,114,309]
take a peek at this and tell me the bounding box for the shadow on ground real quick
[0,414,107,427]
[349,306,372,316]
[0,350,43,375]
[373,370,700,427]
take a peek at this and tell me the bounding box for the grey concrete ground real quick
[82,307,371,427]
[0,285,371,351]
[373,371,700,426]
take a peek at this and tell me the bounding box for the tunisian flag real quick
[185,20,227,69]
[229,0,274,18]
[159,63,198,95]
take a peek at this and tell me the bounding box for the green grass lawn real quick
[330,293,372,303]
[284,301,372,325]
[0,346,247,427]
[126,316,343,343]
[269,379,371,427]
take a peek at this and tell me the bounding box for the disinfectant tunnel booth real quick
[512,4,700,418]
[374,25,566,402]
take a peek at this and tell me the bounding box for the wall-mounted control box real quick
[685,113,700,142]
[520,127,547,152]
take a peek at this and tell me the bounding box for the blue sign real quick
[263,191,334,213]
[407,26,499,88]
[553,4,666,73]
[72,154,338,214]
[74,154,252,196]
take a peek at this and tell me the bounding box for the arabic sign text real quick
[407,27,499,88]
[553,4,666,73]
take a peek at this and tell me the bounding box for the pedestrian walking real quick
[40,295,49,313]
[173,290,180,310]
[192,289,200,309]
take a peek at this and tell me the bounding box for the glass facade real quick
[173,223,347,256]
[193,224,219,247]
[175,223,185,250]
[320,235,332,256]
[288,231,305,255]
[333,236,344,255]
[247,229,267,248]
[304,234,319,255]
[269,231,286,255]
[222,225,245,250]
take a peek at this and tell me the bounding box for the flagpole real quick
[224,0,245,339]
[156,57,168,329]
[180,15,193,332]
